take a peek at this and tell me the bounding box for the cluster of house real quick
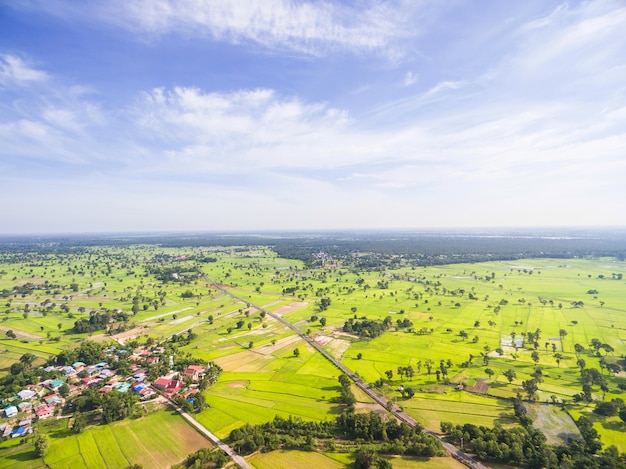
[1,387,60,439]
[153,365,205,401]
[1,346,211,438]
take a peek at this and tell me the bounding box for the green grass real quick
[17,409,211,469]
[247,450,468,469]
[2,246,626,465]
[248,450,344,469]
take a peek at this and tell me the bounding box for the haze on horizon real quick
[1,1,625,235]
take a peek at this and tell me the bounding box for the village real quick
[1,342,220,441]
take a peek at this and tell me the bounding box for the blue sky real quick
[1,0,625,234]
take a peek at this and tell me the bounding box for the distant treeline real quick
[1,229,626,268]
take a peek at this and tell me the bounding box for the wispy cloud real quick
[2,1,626,231]
[403,71,418,86]
[0,54,48,86]
[16,0,423,57]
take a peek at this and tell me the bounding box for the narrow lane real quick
[157,392,254,469]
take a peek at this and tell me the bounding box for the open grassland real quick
[200,254,626,449]
[1,409,209,469]
[248,450,468,469]
[44,411,209,469]
[248,449,344,469]
[194,334,348,438]
[1,245,625,463]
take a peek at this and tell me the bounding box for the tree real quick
[522,379,539,401]
[320,317,327,327]
[503,369,517,383]
[73,411,87,433]
[356,352,363,360]
[59,383,70,397]
[34,434,50,457]
[19,352,36,369]
[355,448,376,469]
[485,368,495,380]
[559,329,567,351]
[293,348,300,358]
[531,351,540,367]
[601,343,614,355]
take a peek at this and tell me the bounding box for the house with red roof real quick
[183,365,205,381]
[35,405,55,420]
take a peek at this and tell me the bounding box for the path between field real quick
[201,273,489,469]
[160,394,253,469]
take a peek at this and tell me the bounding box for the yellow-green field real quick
[0,410,209,469]
[247,450,468,469]
[1,245,625,467]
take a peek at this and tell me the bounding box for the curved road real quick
[205,276,489,469]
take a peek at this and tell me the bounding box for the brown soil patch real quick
[332,328,360,340]
[325,338,351,359]
[355,402,386,415]
[272,302,308,316]
[312,334,333,346]
[465,380,490,394]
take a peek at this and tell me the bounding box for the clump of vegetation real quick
[343,316,392,338]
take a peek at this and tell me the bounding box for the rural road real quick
[204,276,490,469]
[158,393,253,469]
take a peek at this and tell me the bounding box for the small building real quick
[2,425,13,438]
[163,380,184,396]
[61,366,76,376]
[46,379,65,391]
[138,388,155,400]
[35,405,55,420]
[4,406,18,418]
[17,389,35,400]
[11,426,29,438]
[133,383,147,393]
[43,394,62,406]
[116,383,131,393]
[18,418,32,427]
[183,365,205,381]
[17,402,32,413]
[153,377,172,391]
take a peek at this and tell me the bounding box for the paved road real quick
[159,392,253,469]
[205,275,489,469]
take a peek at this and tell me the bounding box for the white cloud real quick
[16,0,422,57]
[403,71,417,86]
[0,54,48,85]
